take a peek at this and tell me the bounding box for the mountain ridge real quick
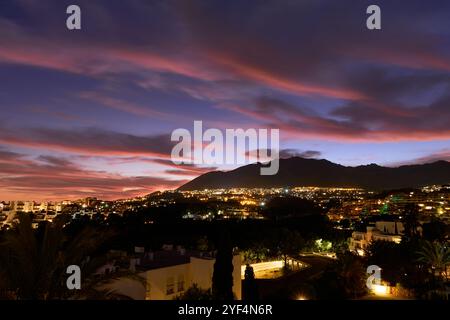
[178,157,450,191]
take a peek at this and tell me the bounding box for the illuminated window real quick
[166,277,174,295]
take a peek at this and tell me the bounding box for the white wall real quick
[103,253,242,300]
[146,263,191,300]
[232,254,242,300]
[375,221,404,234]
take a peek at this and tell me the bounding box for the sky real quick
[0,0,449,201]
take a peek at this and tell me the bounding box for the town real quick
[2,185,448,228]
[0,184,448,300]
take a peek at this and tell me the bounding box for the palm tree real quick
[0,213,140,300]
[416,240,450,281]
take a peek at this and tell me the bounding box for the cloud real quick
[330,95,450,140]
[245,148,321,160]
[279,149,322,159]
[29,106,83,122]
[411,149,450,164]
[174,0,450,96]
[221,96,450,142]
[1,0,450,200]
[78,91,168,118]
[0,148,186,201]
[208,54,365,100]
[151,159,218,176]
[388,149,450,167]
[0,149,25,163]
[1,1,449,111]
[7,0,448,102]
[0,126,175,158]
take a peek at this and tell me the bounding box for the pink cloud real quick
[0,150,186,201]
[78,91,168,118]
[219,97,450,142]
[209,53,366,100]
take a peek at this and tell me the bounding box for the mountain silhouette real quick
[178,157,450,191]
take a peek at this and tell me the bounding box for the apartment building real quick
[349,221,404,255]
[102,246,242,300]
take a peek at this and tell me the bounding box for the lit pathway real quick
[253,255,334,299]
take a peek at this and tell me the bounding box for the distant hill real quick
[178,157,450,191]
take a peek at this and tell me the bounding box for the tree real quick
[243,264,259,300]
[335,252,367,299]
[314,239,332,252]
[314,252,367,299]
[366,240,408,285]
[415,240,450,299]
[0,213,133,300]
[176,284,213,300]
[403,204,421,240]
[416,240,450,281]
[340,219,351,229]
[270,228,304,268]
[242,242,269,264]
[263,197,323,220]
[196,236,210,251]
[244,264,255,280]
[422,219,448,242]
[212,232,234,300]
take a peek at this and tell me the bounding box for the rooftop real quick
[135,248,215,271]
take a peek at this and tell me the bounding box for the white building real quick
[102,246,242,300]
[0,201,65,227]
[3,201,62,213]
[349,221,404,255]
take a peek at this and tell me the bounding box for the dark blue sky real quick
[0,0,449,200]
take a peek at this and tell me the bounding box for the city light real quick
[372,284,389,296]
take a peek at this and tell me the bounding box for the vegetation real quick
[262,197,323,220]
[403,204,421,240]
[366,240,409,285]
[422,219,448,242]
[416,240,449,280]
[1,194,447,300]
[313,252,367,299]
[212,232,234,300]
[176,284,213,300]
[0,213,138,300]
[243,264,259,300]
[366,235,449,299]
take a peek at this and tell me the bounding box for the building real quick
[102,246,242,300]
[349,221,404,255]
[0,201,65,227]
[1,201,63,214]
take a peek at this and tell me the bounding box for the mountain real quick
[178,157,450,191]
